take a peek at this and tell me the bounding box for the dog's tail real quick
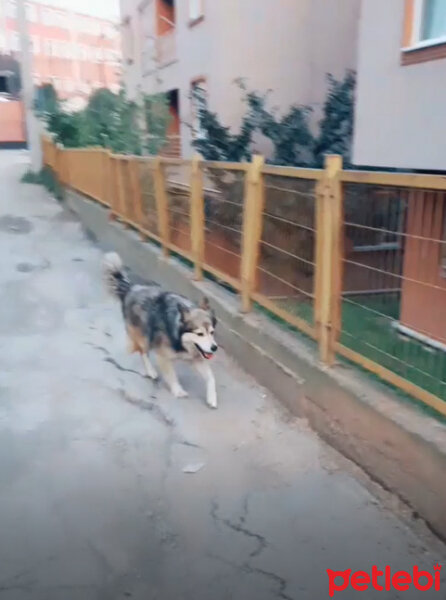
[103,252,131,302]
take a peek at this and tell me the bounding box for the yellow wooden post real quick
[153,156,170,257]
[328,155,344,360]
[41,135,46,166]
[59,147,65,185]
[108,155,118,220]
[54,144,61,180]
[316,154,343,365]
[129,159,145,236]
[240,154,265,313]
[190,154,205,280]
[116,158,127,222]
[101,150,109,208]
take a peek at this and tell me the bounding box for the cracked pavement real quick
[0,151,445,599]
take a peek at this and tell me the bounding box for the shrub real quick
[39,87,171,156]
[192,71,356,168]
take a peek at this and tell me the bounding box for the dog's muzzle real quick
[195,344,218,360]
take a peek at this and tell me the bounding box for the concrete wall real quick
[120,0,360,157]
[353,0,446,170]
[66,188,446,541]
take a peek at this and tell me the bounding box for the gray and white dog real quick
[103,252,218,408]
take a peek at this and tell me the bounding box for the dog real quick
[103,252,218,408]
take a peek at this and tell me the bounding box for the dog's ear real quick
[200,296,210,311]
[200,296,217,326]
[178,303,191,324]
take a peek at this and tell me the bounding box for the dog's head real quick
[180,297,218,360]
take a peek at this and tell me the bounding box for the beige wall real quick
[353,0,446,171]
[121,0,359,157]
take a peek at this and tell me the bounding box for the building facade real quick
[0,0,121,111]
[120,0,360,157]
[352,0,446,347]
[353,0,446,171]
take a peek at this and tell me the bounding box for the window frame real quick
[190,76,207,139]
[404,0,446,49]
[402,0,446,64]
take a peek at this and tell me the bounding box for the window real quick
[402,0,446,64]
[421,0,446,41]
[189,0,204,24]
[0,76,8,94]
[157,0,176,36]
[191,77,207,139]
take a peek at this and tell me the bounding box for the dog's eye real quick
[197,332,204,337]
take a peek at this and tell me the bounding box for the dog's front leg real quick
[142,353,158,380]
[194,360,217,409]
[156,353,188,398]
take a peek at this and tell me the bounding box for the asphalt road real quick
[0,151,444,600]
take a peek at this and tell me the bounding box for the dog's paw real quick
[206,395,218,409]
[172,387,189,399]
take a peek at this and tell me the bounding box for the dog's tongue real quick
[204,353,213,360]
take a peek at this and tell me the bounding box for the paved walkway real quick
[0,151,444,599]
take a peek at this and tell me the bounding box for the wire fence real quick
[42,136,446,417]
[202,162,246,291]
[255,171,317,337]
[165,161,192,259]
[137,159,159,240]
[340,183,446,404]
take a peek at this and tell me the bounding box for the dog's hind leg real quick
[194,360,217,409]
[156,353,188,398]
[126,325,141,354]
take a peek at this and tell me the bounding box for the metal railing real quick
[41,137,446,417]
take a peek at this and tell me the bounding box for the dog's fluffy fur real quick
[103,252,218,408]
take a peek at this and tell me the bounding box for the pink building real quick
[0,0,121,111]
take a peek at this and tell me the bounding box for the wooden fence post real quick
[101,150,110,210]
[129,158,145,236]
[153,156,170,257]
[316,154,343,365]
[59,147,66,186]
[116,157,127,222]
[240,154,265,313]
[108,155,119,221]
[190,154,205,280]
[54,144,61,180]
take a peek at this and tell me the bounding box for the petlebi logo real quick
[327,564,442,597]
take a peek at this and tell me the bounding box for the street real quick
[0,151,444,599]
